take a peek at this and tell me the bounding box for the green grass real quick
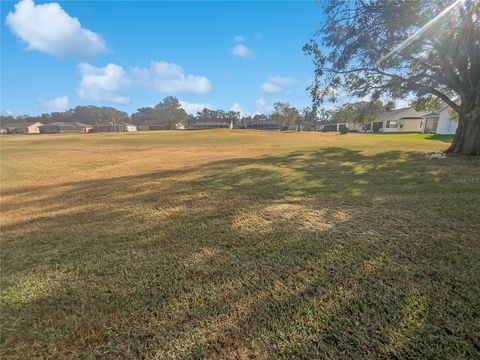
[1,130,479,358]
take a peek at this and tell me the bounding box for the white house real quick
[125,123,138,132]
[423,107,458,135]
[317,106,458,135]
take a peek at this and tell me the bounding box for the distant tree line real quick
[319,100,394,126]
[1,96,322,130]
[0,106,129,126]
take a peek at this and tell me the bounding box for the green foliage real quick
[131,96,188,129]
[303,0,479,114]
[270,102,300,129]
[412,96,459,122]
[330,100,387,125]
[411,96,445,113]
[300,107,318,130]
[1,106,130,126]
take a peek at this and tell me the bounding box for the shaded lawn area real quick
[1,132,479,358]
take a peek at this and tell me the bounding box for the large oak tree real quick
[304,0,480,155]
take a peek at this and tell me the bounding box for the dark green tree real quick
[330,100,388,125]
[131,97,188,129]
[304,0,480,155]
[270,102,300,130]
[301,107,318,130]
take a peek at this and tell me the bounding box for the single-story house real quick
[317,106,459,135]
[39,122,92,134]
[190,119,234,129]
[320,123,347,132]
[246,119,280,130]
[363,106,458,135]
[1,121,44,134]
[27,122,44,134]
[137,121,171,131]
[367,107,426,133]
[125,123,137,132]
[422,107,458,135]
[92,122,136,132]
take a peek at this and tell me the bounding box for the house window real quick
[386,121,398,128]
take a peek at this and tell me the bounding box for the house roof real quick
[193,120,230,126]
[376,107,425,122]
[44,122,90,129]
[27,122,44,127]
[195,118,233,123]
[1,121,42,129]
[93,121,131,126]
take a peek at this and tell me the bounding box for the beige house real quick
[27,122,44,134]
[1,121,44,134]
[365,107,425,133]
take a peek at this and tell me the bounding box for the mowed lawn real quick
[1,130,479,359]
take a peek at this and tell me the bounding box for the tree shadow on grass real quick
[1,147,479,358]
[425,134,454,144]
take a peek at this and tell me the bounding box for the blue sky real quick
[1,0,324,116]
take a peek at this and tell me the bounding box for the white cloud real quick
[77,60,212,104]
[260,82,282,94]
[38,96,69,111]
[5,0,108,58]
[395,98,410,108]
[231,44,253,58]
[77,63,131,104]
[233,35,245,42]
[255,98,272,114]
[267,75,298,86]
[261,75,298,93]
[132,61,212,94]
[230,102,243,116]
[180,101,209,115]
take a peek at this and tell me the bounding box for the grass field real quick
[1,130,479,359]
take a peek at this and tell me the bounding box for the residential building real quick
[92,122,137,132]
[246,119,280,130]
[136,121,171,131]
[369,107,425,133]
[1,121,44,134]
[422,107,458,135]
[26,122,44,134]
[39,122,92,133]
[190,118,234,129]
[125,123,138,132]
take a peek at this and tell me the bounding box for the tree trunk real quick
[446,102,480,156]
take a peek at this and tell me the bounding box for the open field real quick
[1,130,479,358]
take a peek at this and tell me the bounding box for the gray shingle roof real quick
[376,107,425,122]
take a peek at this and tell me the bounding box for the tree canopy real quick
[270,102,301,130]
[131,96,188,129]
[329,100,392,125]
[304,0,480,155]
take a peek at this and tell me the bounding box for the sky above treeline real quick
[1,0,329,117]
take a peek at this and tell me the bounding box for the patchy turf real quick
[1,130,479,359]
